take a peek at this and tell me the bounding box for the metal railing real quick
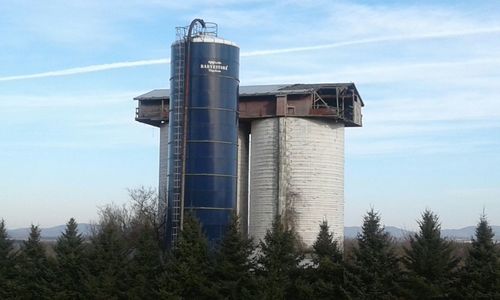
[176,22,218,40]
[170,41,186,245]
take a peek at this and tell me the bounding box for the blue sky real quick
[1,0,499,230]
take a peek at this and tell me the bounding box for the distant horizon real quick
[1,0,499,229]
[6,221,500,243]
[4,215,500,232]
[7,224,500,231]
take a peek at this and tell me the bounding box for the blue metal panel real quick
[185,41,239,244]
[166,38,239,247]
[193,209,233,242]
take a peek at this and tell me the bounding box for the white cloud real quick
[2,27,500,82]
[241,57,500,86]
[264,1,500,44]
[347,137,500,156]
[0,0,271,47]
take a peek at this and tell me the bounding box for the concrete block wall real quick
[248,117,344,247]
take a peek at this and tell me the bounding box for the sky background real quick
[1,0,499,230]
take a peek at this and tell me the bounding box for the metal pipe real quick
[180,19,204,228]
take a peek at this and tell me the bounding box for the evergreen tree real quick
[85,205,131,299]
[125,187,162,298]
[310,221,349,299]
[54,218,87,299]
[158,213,216,299]
[257,215,303,300]
[15,224,54,299]
[459,214,500,298]
[348,208,401,299]
[313,221,343,263]
[126,214,163,299]
[0,219,16,299]
[213,215,258,299]
[402,209,459,299]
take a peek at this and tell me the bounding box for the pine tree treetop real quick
[473,215,496,249]
[313,221,342,264]
[23,225,45,256]
[0,219,13,252]
[0,219,14,260]
[403,209,459,290]
[459,214,500,298]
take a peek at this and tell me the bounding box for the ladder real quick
[170,41,186,245]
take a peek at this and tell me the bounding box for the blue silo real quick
[166,19,240,247]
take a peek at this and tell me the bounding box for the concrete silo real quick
[239,84,362,247]
[134,21,363,248]
[249,117,344,246]
[237,124,250,236]
[158,123,169,220]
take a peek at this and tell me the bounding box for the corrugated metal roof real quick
[279,83,354,91]
[134,89,169,100]
[134,83,363,104]
[134,85,288,100]
[239,84,288,95]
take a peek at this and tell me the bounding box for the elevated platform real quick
[134,83,364,127]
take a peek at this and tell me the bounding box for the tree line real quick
[1,188,499,299]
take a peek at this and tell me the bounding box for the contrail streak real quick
[1,27,499,82]
[0,59,171,82]
[241,27,500,57]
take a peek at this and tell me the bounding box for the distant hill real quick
[345,226,415,239]
[343,225,500,241]
[7,224,500,241]
[7,223,93,241]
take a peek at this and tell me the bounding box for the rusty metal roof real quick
[134,83,363,105]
